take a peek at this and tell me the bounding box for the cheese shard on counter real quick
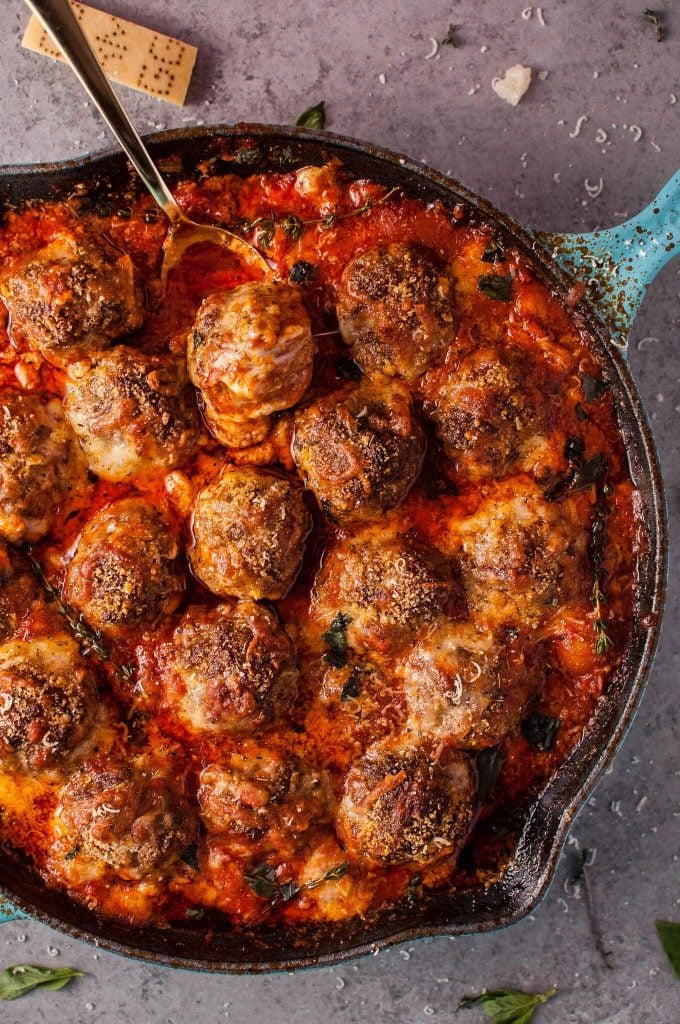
[22,2,197,107]
[492,65,533,106]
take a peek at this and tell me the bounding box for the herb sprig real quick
[590,491,614,657]
[24,547,134,682]
[459,987,558,1023]
[0,964,83,1001]
[235,187,398,251]
[643,8,664,41]
[245,861,349,915]
[478,273,513,302]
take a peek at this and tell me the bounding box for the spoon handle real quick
[24,0,183,223]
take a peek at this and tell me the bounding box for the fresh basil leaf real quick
[180,843,199,871]
[341,670,362,701]
[521,713,560,751]
[481,238,505,263]
[459,987,558,1023]
[563,435,585,463]
[289,260,318,285]
[295,101,326,130]
[656,920,680,979]
[335,355,363,381]
[571,453,608,492]
[580,372,608,402]
[0,965,83,1001]
[322,612,352,668]
[244,863,278,900]
[478,274,512,302]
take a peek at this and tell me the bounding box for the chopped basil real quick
[644,8,664,41]
[233,146,261,165]
[580,372,608,402]
[295,101,326,130]
[656,920,680,979]
[245,861,349,908]
[180,843,199,871]
[478,273,513,302]
[244,862,279,900]
[563,435,585,463]
[575,402,589,421]
[322,612,352,668]
[521,713,560,751]
[335,355,363,381]
[571,452,608,492]
[279,214,303,241]
[459,987,558,1022]
[341,669,362,701]
[0,965,84,1002]
[289,260,318,285]
[481,238,505,263]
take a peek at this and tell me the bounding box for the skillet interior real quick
[0,124,666,972]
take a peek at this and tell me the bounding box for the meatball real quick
[198,743,329,854]
[65,347,200,481]
[0,542,41,643]
[293,378,424,522]
[337,244,457,380]
[426,346,550,481]
[0,390,85,544]
[0,635,98,773]
[0,232,144,366]
[158,602,298,735]
[336,740,477,865]
[188,281,314,448]
[59,755,196,877]
[63,498,184,636]
[189,466,311,600]
[457,482,588,629]
[312,525,457,655]
[403,622,540,748]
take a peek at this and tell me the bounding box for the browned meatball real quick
[402,622,540,748]
[0,542,41,643]
[158,602,298,735]
[336,740,477,865]
[293,378,424,522]
[0,391,85,544]
[189,466,311,600]
[63,498,184,636]
[426,346,550,481]
[59,755,196,877]
[337,244,457,380]
[312,525,457,655]
[457,482,588,630]
[0,232,144,367]
[199,743,330,855]
[0,635,98,773]
[65,348,200,481]
[188,281,315,448]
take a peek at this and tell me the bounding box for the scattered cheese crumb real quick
[650,140,661,152]
[538,69,549,80]
[425,37,439,60]
[536,6,547,25]
[629,124,642,142]
[671,94,677,105]
[480,44,489,53]
[521,6,533,19]
[585,177,603,198]
[378,72,386,85]
[491,64,532,106]
[595,128,608,143]
[568,114,588,138]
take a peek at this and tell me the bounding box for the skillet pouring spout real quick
[0,125,668,971]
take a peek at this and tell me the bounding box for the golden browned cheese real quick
[65,347,200,481]
[0,542,42,642]
[293,377,424,522]
[0,232,144,366]
[157,601,299,735]
[0,390,86,544]
[188,281,315,448]
[189,465,311,600]
[336,739,477,865]
[337,243,457,379]
[63,497,185,636]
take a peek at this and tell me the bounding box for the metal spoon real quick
[24,0,269,281]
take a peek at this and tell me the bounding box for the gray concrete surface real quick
[1,0,679,1021]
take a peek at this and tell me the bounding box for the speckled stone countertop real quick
[1,1,679,1021]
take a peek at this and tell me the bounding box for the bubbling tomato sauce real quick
[0,150,639,930]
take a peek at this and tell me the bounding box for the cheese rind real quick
[22,3,197,107]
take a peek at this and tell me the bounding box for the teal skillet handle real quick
[0,898,27,924]
[534,170,680,352]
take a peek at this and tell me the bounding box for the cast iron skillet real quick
[0,124,670,972]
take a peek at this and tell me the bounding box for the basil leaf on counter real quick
[656,920,680,979]
[0,965,83,1001]
[459,987,558,1023]
[295,101,326,129]
[478,274,512,302]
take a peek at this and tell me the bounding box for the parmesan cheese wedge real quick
[22,2,197,107]
[491,64,533,106]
